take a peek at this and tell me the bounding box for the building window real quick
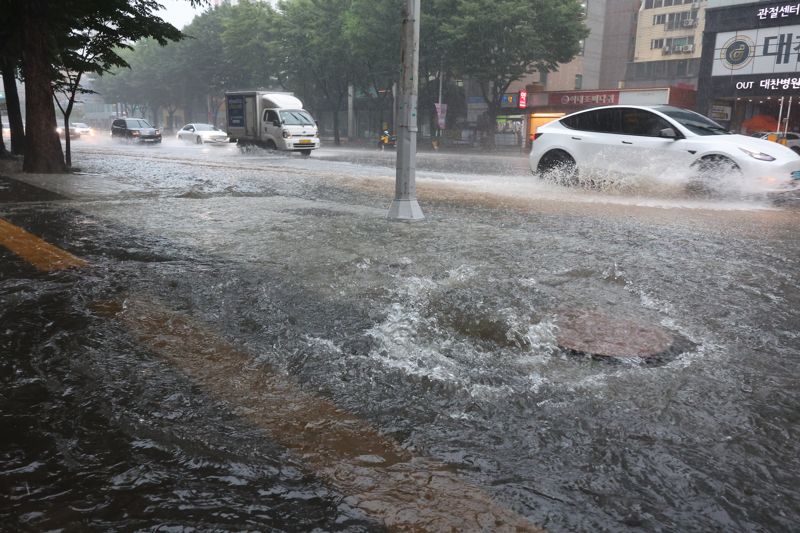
[654,0,663,7]
[645,0,653,8]
[653,14,666,25]
[667,10,695,29]
[651,38,665,49]
[664,0,673,6]
[539,71,548,86]
[578,39,585,56]
[575,74,583,90]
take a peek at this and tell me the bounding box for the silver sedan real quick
[177,123,229,145]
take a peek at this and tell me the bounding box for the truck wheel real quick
[265,140,277,150]
[300,149,311,157]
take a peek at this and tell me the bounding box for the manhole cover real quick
[555,309,674,359]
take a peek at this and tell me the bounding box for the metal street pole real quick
[388,0,424,221]
[784,96,793,138]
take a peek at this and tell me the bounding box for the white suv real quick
[530,105,800,192]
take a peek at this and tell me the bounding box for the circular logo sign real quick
[720,36,754,70]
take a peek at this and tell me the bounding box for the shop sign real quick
[518,90,527,109]
[756,76,800,89]
[713,24,800,76]
[548,90,618,107]
[720,74,800,95]
[500,93,519,107]
[710,105,732,121]
[757,3,800,20]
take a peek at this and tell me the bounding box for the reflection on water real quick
[1,141,800,531]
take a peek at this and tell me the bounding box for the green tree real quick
[178,5,237,125]
[443,0,588,145]
[277,0,359,145]
[2,0,201,173]
[343,0,400,132]
[52,8,145,167]
[220,0,279,90]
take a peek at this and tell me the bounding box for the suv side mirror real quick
[659,127,678,139]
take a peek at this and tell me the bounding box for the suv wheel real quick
[537,150,578,185]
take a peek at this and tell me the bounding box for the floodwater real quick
[1,138,799,531]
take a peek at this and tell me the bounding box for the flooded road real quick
[2,139,799,531]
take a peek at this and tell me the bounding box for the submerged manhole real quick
[555,309,675,359]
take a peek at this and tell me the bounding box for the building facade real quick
[490,0,641,145]
[624,0,707,89]
[697,0,800,133]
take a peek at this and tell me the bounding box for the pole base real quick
[387,199,424,220]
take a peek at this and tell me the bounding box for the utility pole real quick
[388,0,424,221]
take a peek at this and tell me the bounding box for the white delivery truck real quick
[225,91,320,155]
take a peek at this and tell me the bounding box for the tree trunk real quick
[1,59,26,155]
[0,112,7,158]
[62,115,72,167]
[484,102,499,149]
[22,0,65,173]
[333,109,341,146]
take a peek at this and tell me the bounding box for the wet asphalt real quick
[1,141,800,532]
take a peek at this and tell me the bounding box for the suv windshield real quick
[279,110,315,126]
[125,119,153,128]
[655,106,730,136]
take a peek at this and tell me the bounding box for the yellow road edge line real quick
[102,294,542,532]
[0,218,87,271]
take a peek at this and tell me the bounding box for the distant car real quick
[750,131,800,154]
[530,105,800,193]
[56,125,80,140]
[111,118,162,144]
[177,123,229,144]
[71,122,95,137]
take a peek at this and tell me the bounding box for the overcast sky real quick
[156,0,280,29]
[156,0,206,30]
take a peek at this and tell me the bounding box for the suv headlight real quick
[739,147,776,161]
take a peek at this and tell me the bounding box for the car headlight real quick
[154,129,160,135]
[739,147,776,161]
[131,131,140,136]
[282,130,291,139]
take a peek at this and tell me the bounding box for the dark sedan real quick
[111,118,162,144]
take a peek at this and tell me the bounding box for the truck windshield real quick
[279,110,315,126]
